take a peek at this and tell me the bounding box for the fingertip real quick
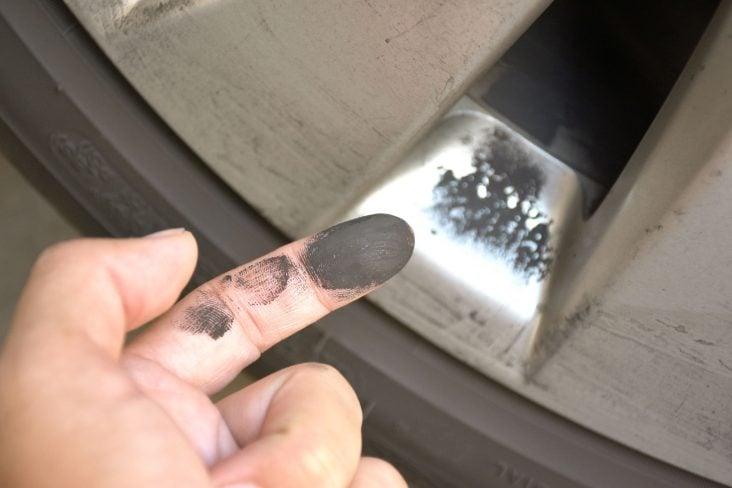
[298,214,415,301]
[351,457,407,488]
[141,228,198,263]
[143,227,188,239]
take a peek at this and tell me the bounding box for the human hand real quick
[0,214,413,487]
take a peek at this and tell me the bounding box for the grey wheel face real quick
[2,1,730,486]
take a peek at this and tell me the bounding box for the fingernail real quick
[143,227,186,239]
[300,214,415,291]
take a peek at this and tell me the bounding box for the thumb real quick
[2,229,197,362]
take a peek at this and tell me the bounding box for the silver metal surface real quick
[64,0,549,236]
[346,98,582,381]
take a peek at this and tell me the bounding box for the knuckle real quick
[34,240,76,269]
[204,283,265,346]
[34,239,119,291]
[33,239,101,278]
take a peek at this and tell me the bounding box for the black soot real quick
[233,255,295,306]
[300,214,414,293]
[179,292,234,340]
[433,128,553,280]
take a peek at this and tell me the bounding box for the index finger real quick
[123,214,414,393]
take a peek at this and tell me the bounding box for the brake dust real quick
[433,128,553,280]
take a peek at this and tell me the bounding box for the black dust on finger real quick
[300,214,415,295]
[178,292,234,340]
[220,274,233,285]
[233,255,296,306]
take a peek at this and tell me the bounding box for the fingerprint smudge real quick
[178,292,234,340]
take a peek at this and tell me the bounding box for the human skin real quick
[0,217,413,487]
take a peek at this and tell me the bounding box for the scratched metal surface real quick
[64,0,732,484]
[521,6,732,482]
[63,0,549,236]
